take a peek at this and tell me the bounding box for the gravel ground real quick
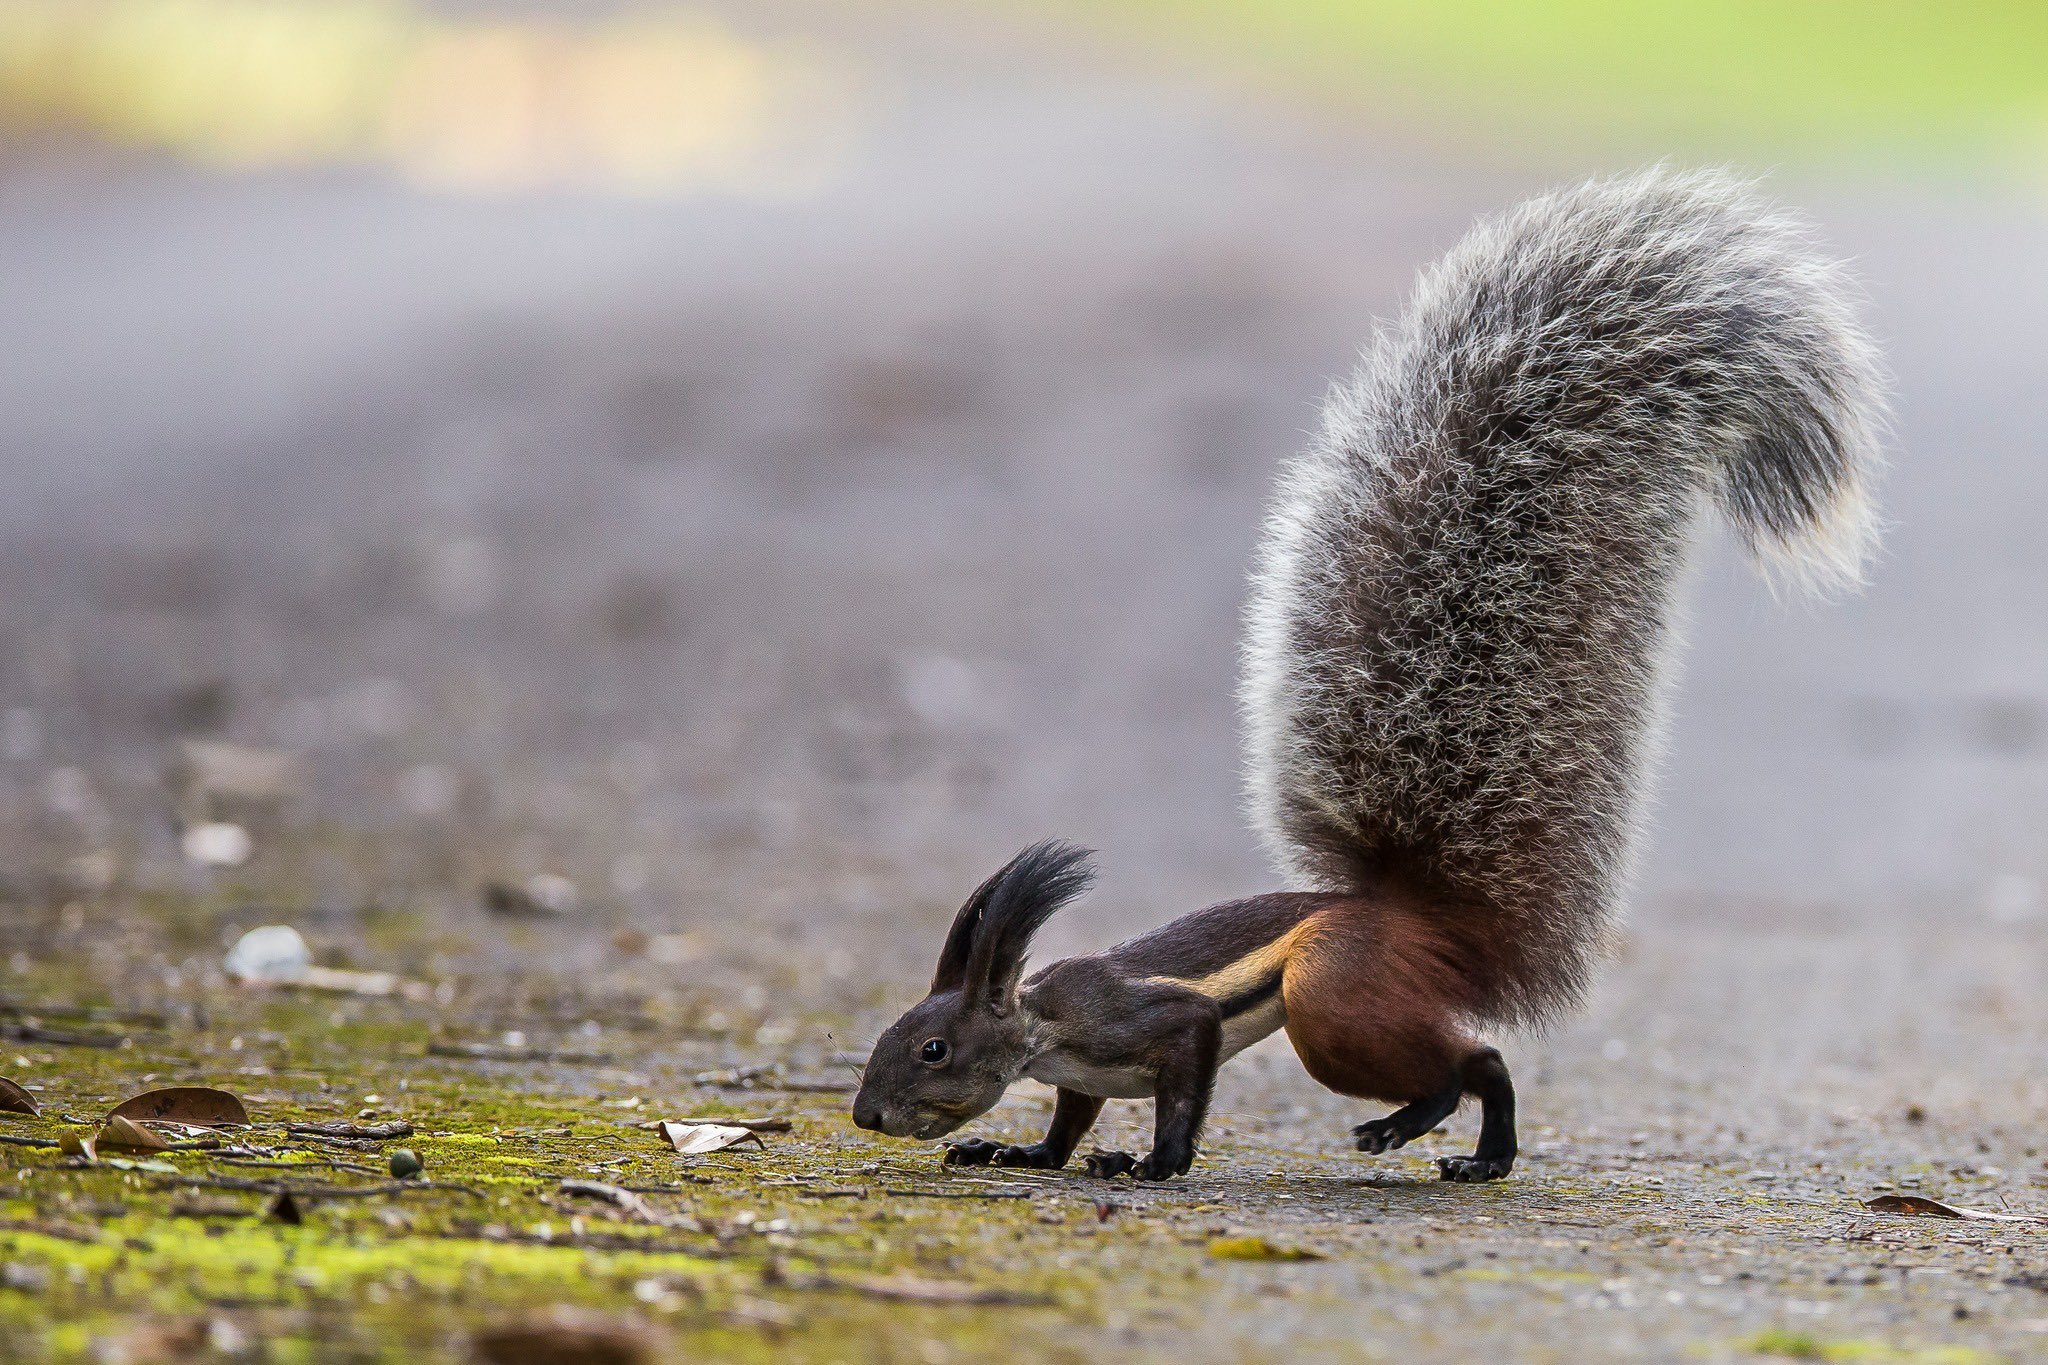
[1,4,2045,1361]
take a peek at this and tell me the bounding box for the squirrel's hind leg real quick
[1351,1078,1461,1154]
[1279,904,1517,1180]
[1434,1047,1517,1182]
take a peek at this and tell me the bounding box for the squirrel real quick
[850,168,1885,1182]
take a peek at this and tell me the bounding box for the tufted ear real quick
[929,863,1003,994]
[959,840,1095,1012]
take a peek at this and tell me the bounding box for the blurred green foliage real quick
[0,0,844,195]
[1078,0,2048,165]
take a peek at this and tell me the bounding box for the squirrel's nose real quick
[851,1097,884,1132]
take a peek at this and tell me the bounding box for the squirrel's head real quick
[851,840,1094,1141]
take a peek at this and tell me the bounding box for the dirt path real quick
[1,4,2045,1361]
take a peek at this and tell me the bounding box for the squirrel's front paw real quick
[990,1143,1061,1169]
[943,1139,1004,1168]
[1081,1150,1139,1179]
[1084,1148,1190,1181]
[947,1140,1063,1170]
[1134,1145,1193,1181]
[1435,1155,1514,1182]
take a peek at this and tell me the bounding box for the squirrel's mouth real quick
[913,1109,973,1141]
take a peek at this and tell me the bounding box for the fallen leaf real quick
[104,1157,178,1173]
[1865,1194,2046,1223]
[95,1115,170,1152]
[265,1190,303,1225]
[0,1077,39,1117]
[635,1115,790,1134]
[657,1121,763,1156]
[1206,1235,1325,1261]
[108,1086,249,1128]
[58,1131,96,1162]
[472,1307,653,1365]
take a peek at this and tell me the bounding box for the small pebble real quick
[390,1148,424,1179]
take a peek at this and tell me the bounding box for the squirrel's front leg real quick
[1084,1000,1222,1181]
[945,1088,1104,1170]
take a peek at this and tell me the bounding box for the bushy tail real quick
[1240,168,1885,1026]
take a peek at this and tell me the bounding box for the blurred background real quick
[1,0,2045,1059]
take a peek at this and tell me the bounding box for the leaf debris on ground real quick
[107,1086,249,1128]
[0,1077,41,1117]
[1864,1193,2047,1223]
[657,1121,765,1156]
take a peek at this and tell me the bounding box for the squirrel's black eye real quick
[919,1038,949,1065]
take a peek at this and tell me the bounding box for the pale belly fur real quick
[1022,995,1287,1100]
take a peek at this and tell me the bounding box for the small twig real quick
[0,1022,124,1049]
[0,1133,60,1150]
[284,1120,414,1141]
[278,1132,377,1152]
[216,1155,384,1176]
[559,1178,701,1230]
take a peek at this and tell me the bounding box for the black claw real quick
[990,1143,1051,1169]
[1435,1155,1513,1183]
[1083,1150,1138,1180]
[944,1139,1001,1168]
[1352,1121,1407,1155]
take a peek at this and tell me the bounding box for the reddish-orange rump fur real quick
[1280,897,1481,1105]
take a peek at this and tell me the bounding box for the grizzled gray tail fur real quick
[1241,168,1886,1028]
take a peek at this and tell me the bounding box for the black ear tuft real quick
[930,865,1000,994]
[960,839,1095,1008]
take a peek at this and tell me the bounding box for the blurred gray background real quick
[0,0,2043,1044]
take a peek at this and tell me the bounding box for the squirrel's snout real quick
[851,1096,886,1133]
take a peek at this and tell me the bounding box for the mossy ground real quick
[6,887,2045,1364]
[2,928,1133,1363]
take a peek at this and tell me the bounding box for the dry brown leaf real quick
[1865,1193,2046,1223]
[108,1086,249,1128]
[0,1077,39,1117]
[656,1121,764,1156]
[96,1115,170,1152]
[58,1130,96,1162]
[472,1306,653,1365]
